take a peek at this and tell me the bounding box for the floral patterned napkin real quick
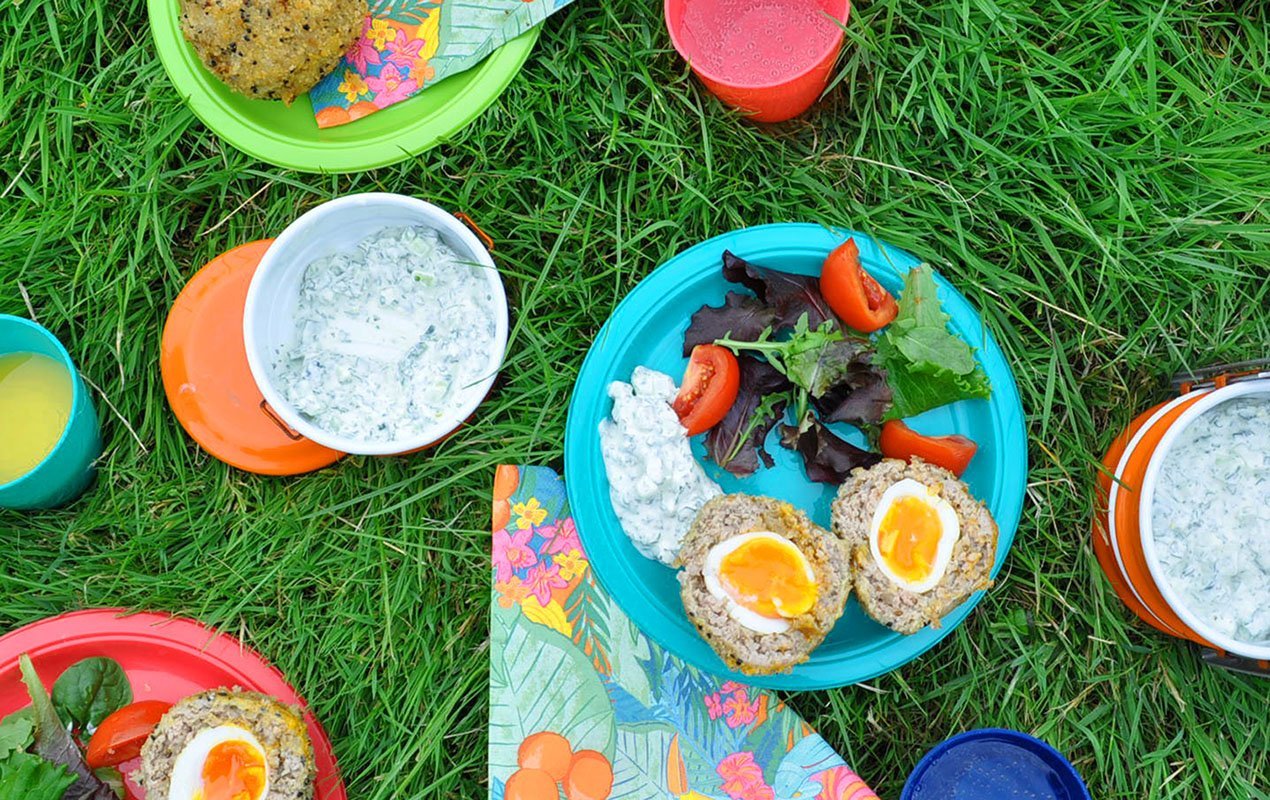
[310,0,573,128]
[489,466,880,800]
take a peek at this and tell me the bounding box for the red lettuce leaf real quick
[780,417,882,484]
[705,357,791,476]
[721,250,835,332]
[683,292,778,355]
[808,344,893,426]
[17,655,118,800]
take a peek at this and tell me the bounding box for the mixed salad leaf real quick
[0,751,77,800]
[780,418,881,484]
[51,658,132,735]
[0,711,34,759]
[684,248,991,483]
[874,265,991,420]
[720,250,836,332]
[683,292,777,354]
[0,655,129,800]
[705,357,791,476]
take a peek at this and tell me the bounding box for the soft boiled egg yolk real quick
[703,531,818,634]
[168,725,269,800]
[869,479,961,593]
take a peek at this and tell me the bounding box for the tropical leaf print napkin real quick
[488,466,880,800]
[310,0,572,128]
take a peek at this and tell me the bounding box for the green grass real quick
[2,0,1269,797]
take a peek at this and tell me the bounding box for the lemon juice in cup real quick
[0,315,102,509]
[0,351,74,482]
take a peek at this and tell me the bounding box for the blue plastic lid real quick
[901,728,1092,800]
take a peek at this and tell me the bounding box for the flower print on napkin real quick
[488,466,882,800]
[311,0,577,128]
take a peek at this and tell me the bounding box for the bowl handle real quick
[1172,358,1270,393]
[453,211,495,252]
[1201,649,1270,678]
[259,400,305,441]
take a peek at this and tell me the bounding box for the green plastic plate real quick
[148,0,539,172]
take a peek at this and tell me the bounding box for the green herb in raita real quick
[274,225,499,442]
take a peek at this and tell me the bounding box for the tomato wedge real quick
[672,345,740,436]
[820,238,898,333]
[879,420,978,476]
[86,700,173,769]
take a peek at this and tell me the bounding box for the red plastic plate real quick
[0,609,346,800]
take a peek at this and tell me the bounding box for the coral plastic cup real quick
[665,0,850,122]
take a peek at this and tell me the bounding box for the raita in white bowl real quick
[243,193,508,455]
[1141,379,1270,657]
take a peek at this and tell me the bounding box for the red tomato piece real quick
[879,420,978,477]
[820,238,899,333]
[85,700,173,769]
[672,345,741,436]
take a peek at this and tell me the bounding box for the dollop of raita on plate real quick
[1151,396,1270,642]
[599,367,722,566]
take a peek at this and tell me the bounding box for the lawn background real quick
[1,0,1268,797]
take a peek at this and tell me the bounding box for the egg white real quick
[869,479,961,594]
[167,724,269,800]
[703,531,816,634]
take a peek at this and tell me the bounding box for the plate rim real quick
[564,222,1028,690]
[0,608,347,800]
[147,0,539,172]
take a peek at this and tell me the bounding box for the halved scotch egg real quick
[833,459,998,635]
[868,478,961,593]
[702,530,819,633]
[678,495,851,675]
[138,689,315,800]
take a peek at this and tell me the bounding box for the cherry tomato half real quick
[86,700,173,769]
[879,420,978,477]
[672,345,741,436]
[820,238,899,333]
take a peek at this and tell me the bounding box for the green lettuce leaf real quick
[877,266,991,420]
[0,751,77,800]
[0,710,34,760]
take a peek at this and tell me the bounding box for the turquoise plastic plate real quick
[149,0,538,172]
[564,224,1027,691]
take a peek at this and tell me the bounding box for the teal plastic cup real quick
[0,315,102,509]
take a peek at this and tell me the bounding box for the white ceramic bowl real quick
[243,193,508,456]
[1140,378,1270,660]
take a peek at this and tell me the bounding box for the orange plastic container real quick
[665,0,850,122]
[1101,392,1211,644]
[160,204,502,476]
[1093,404,1178,638]
[1093,365,1270,666]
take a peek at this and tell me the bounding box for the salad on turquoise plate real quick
[564,224,1027,691]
